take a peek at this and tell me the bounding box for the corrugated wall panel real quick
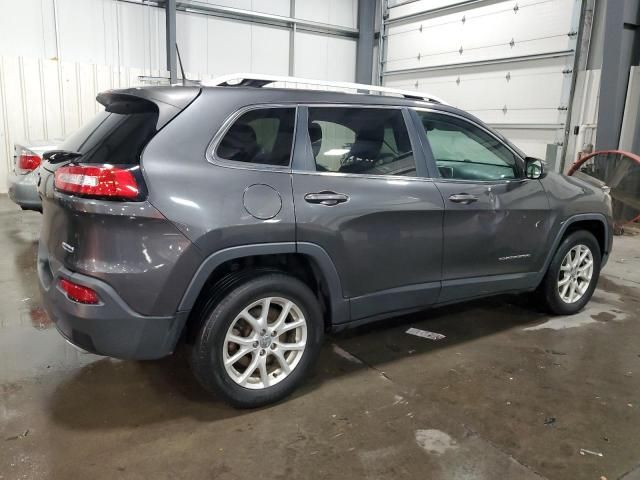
[1,57,28,150]
[0,57,27,191]
[251,25,291,75]
[0,0,358,192]
[177,11,209,74]
[0,0,49,58]
[21,58,47,142]
[206,17,252,76]
[59,63,82,136]
[295,32,357,81]
[57,0,110,65]
[0,0,357,72]
[41,60,65,141]
[295,0,358,28]
[199,0,290,16]
[0,58,162,193]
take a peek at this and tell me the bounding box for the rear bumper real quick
[8,171,41,211]
[38,254,186,360]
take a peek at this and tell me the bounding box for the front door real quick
[412,109,552,303]
[292,106,444,322]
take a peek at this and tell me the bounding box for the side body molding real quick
[435,213,612,305]
[173,213,609,349]
[176,241,350,323]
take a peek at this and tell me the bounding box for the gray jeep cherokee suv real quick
[37,78,613,407]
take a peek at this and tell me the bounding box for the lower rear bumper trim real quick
[38,261,184,360]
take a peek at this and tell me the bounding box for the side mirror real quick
[525,157,545,179]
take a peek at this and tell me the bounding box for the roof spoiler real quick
[96,87,201,128]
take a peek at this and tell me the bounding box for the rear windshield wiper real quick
[43,150,82,164]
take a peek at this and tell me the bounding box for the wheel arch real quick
[538,213,611,283]
[562,218,607,256]
[173,242,349,348]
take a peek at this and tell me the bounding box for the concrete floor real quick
[1,195,639,480]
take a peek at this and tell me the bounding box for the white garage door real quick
[381,0,583,171]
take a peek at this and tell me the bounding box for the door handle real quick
[304,192,349,206]
[448,193,478,204]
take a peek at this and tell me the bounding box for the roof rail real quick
[201,73,446,104]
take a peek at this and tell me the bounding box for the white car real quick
[8,140,60,211]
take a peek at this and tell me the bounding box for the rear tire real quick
[189,272,323,408]
[537,230,601,315]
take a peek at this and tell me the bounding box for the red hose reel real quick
[566,149,640,230]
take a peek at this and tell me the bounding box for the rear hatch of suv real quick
[38,86,202,318]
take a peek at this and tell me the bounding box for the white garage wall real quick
[382,0,582,168]
[0,0,358,193]
[0,57,167,194]
[0,0,358,70]
[295,0,358,27]
[294,33,357,80]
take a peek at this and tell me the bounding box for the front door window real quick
[416,111,520,181]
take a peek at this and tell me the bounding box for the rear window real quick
[60,107,159,165]
[216,108,296,167]
[307,107,416,177]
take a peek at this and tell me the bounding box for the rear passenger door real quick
[291,106,444,323]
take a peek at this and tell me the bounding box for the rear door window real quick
[307,107,416,177]
[216,108,296,167]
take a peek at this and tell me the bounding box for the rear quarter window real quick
[215,108,296,167]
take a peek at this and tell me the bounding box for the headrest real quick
[309,121,323,158]
[349,125,383,160]
[217,123,258,162]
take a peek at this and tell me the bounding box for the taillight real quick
[59,278,100,304]
[54,164,140,200]
[17,153,41,173]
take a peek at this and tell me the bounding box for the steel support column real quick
[289,0,296,76]
[356,0,376,84]
[596,0,640,150]
[165,0,177,84]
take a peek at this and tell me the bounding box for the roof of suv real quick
[201,85,466,114]
[100,85,526,158]
[107,85,471,120]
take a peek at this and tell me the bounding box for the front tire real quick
[189,273,323,408]
[537,230,601,315]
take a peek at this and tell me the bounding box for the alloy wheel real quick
[557,244,594,304]
[222,297,307,389]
